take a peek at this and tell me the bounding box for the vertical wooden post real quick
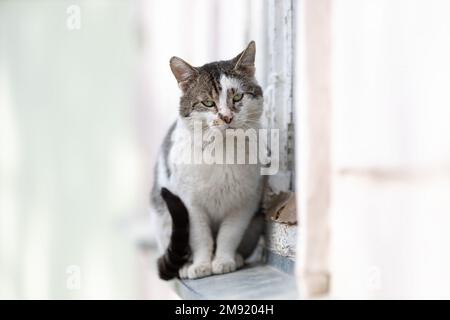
[265,0,295,192]
[296,0,332,297]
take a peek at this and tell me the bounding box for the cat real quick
[150,41,265,280]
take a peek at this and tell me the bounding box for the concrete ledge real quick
[265,221,297,259]
[265,250,295,274]
[175,264,298,300]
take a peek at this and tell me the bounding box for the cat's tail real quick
[157,187,190,280]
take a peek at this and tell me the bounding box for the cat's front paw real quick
[178,262,191,279]
[180,262,212,279]
[212,255,242,275]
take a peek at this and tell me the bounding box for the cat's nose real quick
[219,113,233,124]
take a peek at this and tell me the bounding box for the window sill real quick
[175,263,297,300]
[174,219,298,300]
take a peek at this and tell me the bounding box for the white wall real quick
[0,0,139,299]
[297,0,450,299]
[331,0,450,299]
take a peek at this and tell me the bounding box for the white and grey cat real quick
[150,42,265,280]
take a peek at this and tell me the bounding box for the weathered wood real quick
[264,0,295,192]
[296,0,332,298]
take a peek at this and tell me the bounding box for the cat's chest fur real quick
[168,125,262,221]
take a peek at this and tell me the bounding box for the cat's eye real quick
[202,100,215,107]
[233,93,244,102]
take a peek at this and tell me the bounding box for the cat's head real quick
[170,41,263,131]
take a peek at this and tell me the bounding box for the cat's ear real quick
[232,41,256,77]
[170,57,198,91]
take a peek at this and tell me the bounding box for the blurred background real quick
[0,0,142,299]
[297,0,450,299]
[0,0,265,299]
[1,0,450,299]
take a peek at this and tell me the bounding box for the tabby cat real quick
[150,42,265,280]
